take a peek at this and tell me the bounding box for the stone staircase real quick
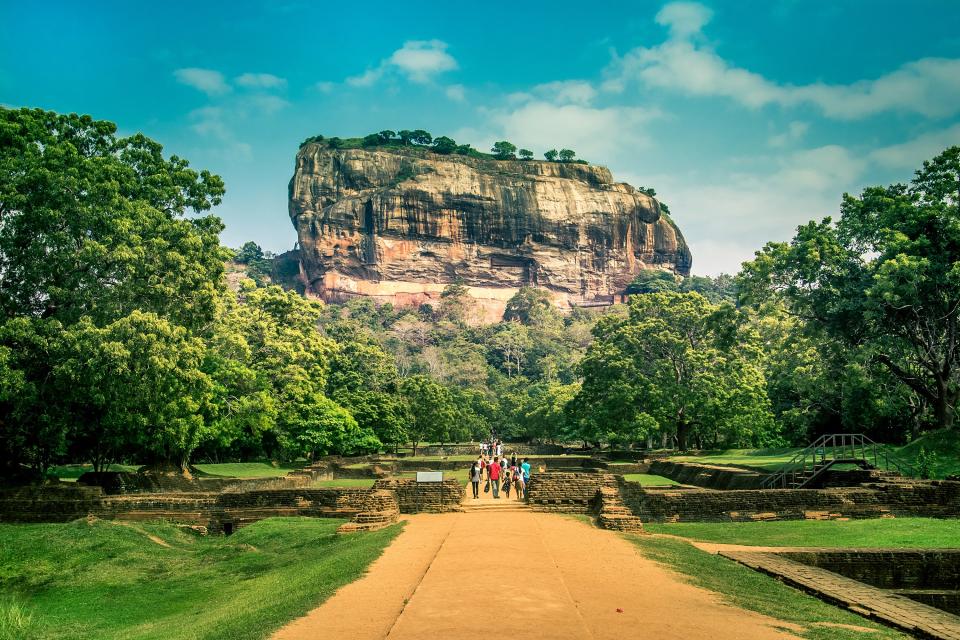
[460,498,530,513]
[595,477,645,533]
[336,490,400,533]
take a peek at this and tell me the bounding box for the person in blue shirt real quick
[520,458,531,498]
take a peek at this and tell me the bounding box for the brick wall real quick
[372,478,464,513]
[525,472,606,513]
[621,480,960,522]
[649,460,766,489]
[778,550,960,590]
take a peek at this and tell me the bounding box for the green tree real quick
[398,130,414,145]
[558,148,576,162]
[739,147,960,431]
[491,141,517,160]
[410,130,432,145]
[362,133,381,147]
[377,130,396,143]
[518,149,534,160]
[574,292,775,449]
[0,107,228,331]
[544,149,559,162]
[432,136,457,154]
[400,375,457,454]
[625,269,679,295]
[236,241,264,264]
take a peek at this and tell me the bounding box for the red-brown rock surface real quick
[289,144,692,321]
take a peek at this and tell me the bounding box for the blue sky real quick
[3,0,959,275]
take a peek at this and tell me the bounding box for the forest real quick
[2,106,959,481]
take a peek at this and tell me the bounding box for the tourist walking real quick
[489,456,501,498]
[521,458,531,498]
[469,461,481,499]
[502,468,512,498]
[514,467,524,499]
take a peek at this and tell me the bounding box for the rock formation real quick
[289,144,692,321]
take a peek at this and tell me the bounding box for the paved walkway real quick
[273,498,804,640]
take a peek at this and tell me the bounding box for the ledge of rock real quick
[289,145,692,322]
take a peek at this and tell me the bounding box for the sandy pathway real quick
[272,508,801,640]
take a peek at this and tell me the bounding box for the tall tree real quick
[0,107,227,330]
[739,147,960,431]
[491,141,517,160]
[574,292,775,449]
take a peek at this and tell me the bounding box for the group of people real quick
[469,447,531,500]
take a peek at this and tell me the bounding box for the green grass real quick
[628,535,905,640]
[644,518,960,548]
[896,429,960,478]
[311,479,376,488]
[192,462,301,478]
[667,448,802,471]
[622,473,680,486]
[49,464,140,482]
[0,517,400,640]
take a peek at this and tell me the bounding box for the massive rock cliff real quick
[289,144,692,321]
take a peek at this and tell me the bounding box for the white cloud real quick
[389,40,457,82]
[609,4,960,120]
[445,84,466,102]
[235,72,287,89]
[768,120,809,147]
[188,106,252,160]
[247,94,289,114]
[347,39,458,87]
[470,101,661,163]
[174,68,230,96]
[314,81,336,93]
[532,80,597,105]
[655,1,713,38]
[346,68,383,88]
[868,124,960,169]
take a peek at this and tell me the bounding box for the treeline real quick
[3,105,957,481]
[300,130,583,163]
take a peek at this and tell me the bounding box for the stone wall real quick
[76,471,310,494]
[0,485,378,533]
[621,480,960,522]
[649,460,766,489]
[526,472,607,513]
[779,550,960,591]
[372,478,464,513]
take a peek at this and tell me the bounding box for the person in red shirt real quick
[488,456,501,498]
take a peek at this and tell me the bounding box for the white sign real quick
[416,471,443,483]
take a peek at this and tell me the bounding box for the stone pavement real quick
[721,550,960,640]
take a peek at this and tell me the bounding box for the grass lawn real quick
[664,429,960,479]
[0,517,400,640]
[667,448,802,471]
[644,518,960,548]
[622,473,679,486]
[49,463,140,482]
[311,479,376,488]
[628,535,905,640]
[192,462,302,478]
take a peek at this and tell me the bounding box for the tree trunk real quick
[412,440,419,456]
[676,422,689,451]
[933,390,956,430]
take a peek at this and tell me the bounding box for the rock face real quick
[289,145,692,321]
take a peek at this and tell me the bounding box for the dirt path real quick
[272,504,803,640]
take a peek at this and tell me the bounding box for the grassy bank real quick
[628,535,905,640]
[622,473,679,486]
[0,517,400,640]
[644,518,960,548]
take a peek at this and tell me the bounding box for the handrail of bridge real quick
[760,433,916,489]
